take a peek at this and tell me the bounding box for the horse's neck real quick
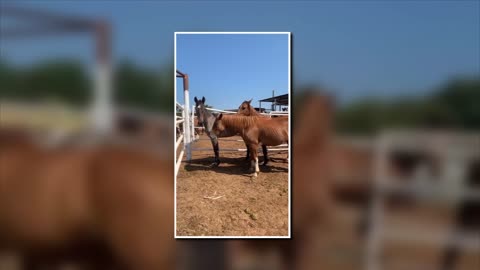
[202,110,216,133]
[223,115,251,132]
[249,108,261,116]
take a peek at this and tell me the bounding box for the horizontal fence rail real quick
[205,107,289,117]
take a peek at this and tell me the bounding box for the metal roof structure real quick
[258,93,288,106]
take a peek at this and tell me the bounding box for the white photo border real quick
[174,32,291,239]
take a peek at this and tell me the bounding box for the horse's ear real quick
[194,97,198,103]
[202,96,205,103]
[217,113,223,120]
[248,98,252,104]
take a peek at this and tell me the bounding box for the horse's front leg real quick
[248,143,260,177]
[210,135,221,166]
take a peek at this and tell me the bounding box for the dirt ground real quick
[176,134,289,237]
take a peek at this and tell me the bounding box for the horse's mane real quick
[222,114,260,129]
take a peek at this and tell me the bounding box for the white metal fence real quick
[366,130,480,270]
[175,96,195,176]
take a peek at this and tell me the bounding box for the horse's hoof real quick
[209,163,220,168]
[251,172,258,177]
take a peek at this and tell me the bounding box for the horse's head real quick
[212,113,225,136]
[194,96,206,126]
[237,99,253,116]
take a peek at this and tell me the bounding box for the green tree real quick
[335,77,480,134]
[0,58,90,105]
[432,77,480,129]
[114,59,173,114]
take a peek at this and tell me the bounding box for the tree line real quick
[0,58,174,114]
[1,58,478,133]
[334,77,479,134]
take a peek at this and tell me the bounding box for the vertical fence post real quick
[366,133,388,270]
[177,70,192,161]
[182,108,185,146]
[183,74,192,161]
[91,20,113,133]
[191,105,195,141]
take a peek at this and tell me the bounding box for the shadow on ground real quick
[184,157,288,176]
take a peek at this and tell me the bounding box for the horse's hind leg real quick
[261,145,268,166]
[248,144,260,177]
[245,142,250,161]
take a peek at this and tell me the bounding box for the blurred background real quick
[0,1,478,270]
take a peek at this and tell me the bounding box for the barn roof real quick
[258,94,289,105]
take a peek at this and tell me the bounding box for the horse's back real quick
[253,117,288,146]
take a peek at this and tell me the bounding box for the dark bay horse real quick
[194,96,267,166]
[0,128,176,270]
[211,113,288,177]
[193,116,204,136]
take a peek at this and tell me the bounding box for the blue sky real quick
[1,1,479,106]
[176,34,289,110]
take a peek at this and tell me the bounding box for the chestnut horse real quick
[0,128,175,270]
[237,99,271,165]
[237,99,288,119]
[237,99,290,164]
[237,99,262,117]
[211,114,288,177]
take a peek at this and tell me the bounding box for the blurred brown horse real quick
[212,114,288,177]
[228,93,337,270]
[0,127,175,270]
